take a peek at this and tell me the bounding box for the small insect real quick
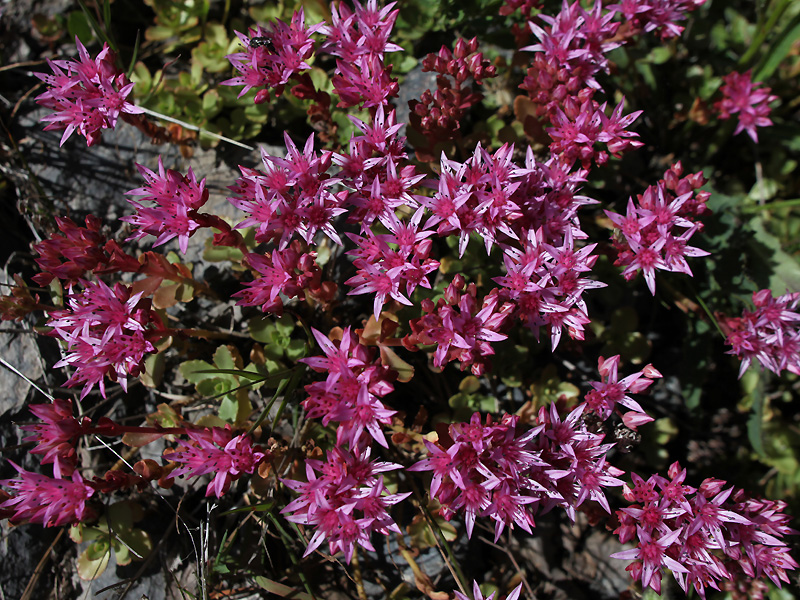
[613,421,641,454]
[249,36,274,51]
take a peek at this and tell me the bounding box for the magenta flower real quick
[582,355,660,428]
[224,10,323,102]
[122,157,210,254]
[407,278,513,376]
[608,0,707,39]
[319,0,402,108]
[606,166,710,294]
[235,243,324,315]
[20,398,85,478]
[0,463,95,527]
[612,527,689,594]
[715,70,778,143]
[612,462,798,596]
[301,327,396,450]
[723,289,800,377]
[35,37,143,146]
[47,279,160,398]
[164,428,267,498]
[229,133,342,248]
[412,404,623,541]
[454,580,523,600]
[282,445,409,562]
[320,0,403,62]
[32,215,113,286]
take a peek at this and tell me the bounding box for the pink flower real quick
[122,157,210,254]
[412,406,623,541]
[608,0,707,39]
[282,445,409,562]
[32,215,114,286]
[606,167,711,294]
[715,70,778,143]
[224,10,323,102]
[47,279,160,398]
[164,428,267,498]
[454,580,523,600]
[301,327,396,450]
[582,355,660,428]
[20,398,85,478]
[723,289,800,377]
[229,133,342,248]
[0,462,95,527]
[235,243,324,315]
[612,462,798,596]
[320,0,403,62]
[320,0,403,109]
[612,527,689,594]
[407,278,513,375]
[35,37,142,146]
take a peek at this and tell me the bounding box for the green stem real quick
[264,512,318,600]
[739,0,791,66]
[420,502,471,598]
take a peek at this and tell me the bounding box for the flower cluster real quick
[301,327,396,450]
[47,279,161,398]
[611,0,708,39]
[714,70,778,143]
[456,581,523,600]
[229,133,342,248]
[34,216,122,286]
[723,289,800,377]
[345,208,439,319]
[336,106,423,227]
[581,355,661,429]
[164,427,267,498]
[606,162,711,294]
[234,241,332,315]
[547,99,643,168]
[521,0,621,117]
[611,462,798,596]
[0,463,95,527]
[406,276,513,376]
[35,37,142,146]
[225,10,323,104]
[409,36,498,152]
[122,157,210,254]
[412,400,625,541]
[320,0,402,108]
[20,398,84,478]
[281,446,410,562]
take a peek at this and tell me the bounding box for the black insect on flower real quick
[249,37,274,51]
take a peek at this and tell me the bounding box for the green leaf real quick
[193,368,270,382]
[275,314,296,337]
[118,528,153,561]
[743,369,767,456]
[646,46,673,65]
[77,544,110,580]
[754,9,800,81]
[203,236,244,262]
[285,339,308,362]
[218,394,239,422]
[213,345,237,371]
[221,501,276,515]
[248,317,277,344]
[748,217,800,293]
[180,359,216,384]
[67,11,94,43]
